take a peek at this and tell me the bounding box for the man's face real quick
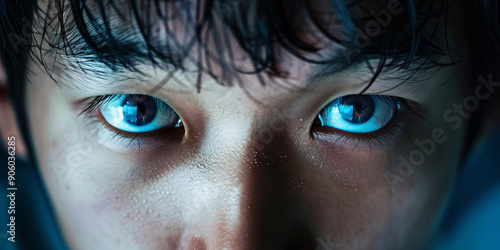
[25,0,470,249]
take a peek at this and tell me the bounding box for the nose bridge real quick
[193,112,317,249]
[241,132,318,249]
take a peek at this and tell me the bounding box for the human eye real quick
[75,94,184,151]
[98,94,182,133]
[311,94,420,148]
[316,95,400,133]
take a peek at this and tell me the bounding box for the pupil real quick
[122,95,158,126]
[339,96,375,124]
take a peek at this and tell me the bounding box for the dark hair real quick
[41,0,456,85]
[0,0,495,160]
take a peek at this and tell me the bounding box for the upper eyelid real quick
[79,94,176,117]
[317,94,404,114]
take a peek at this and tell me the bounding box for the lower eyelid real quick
[311,122,405,151]
[81,113,158,152]
[82,109,185,152]
[311,107,408,150]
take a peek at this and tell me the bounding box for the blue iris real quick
[100,94,181,133]
[318,95,398,133]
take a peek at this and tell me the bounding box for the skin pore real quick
[1,0,478,249]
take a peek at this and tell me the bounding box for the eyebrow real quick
[57,25,188,91]
[60,38,442,96]
[67,32,185,72]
